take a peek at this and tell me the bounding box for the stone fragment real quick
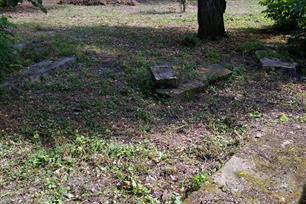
[213,156,256,192]
[21,57,76,83]
[0,57,76,92]
[197,64,232,82]
[156,80,205,97]
[151,65,178,88]
[260,58,297,70]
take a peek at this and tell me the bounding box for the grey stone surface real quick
[186,122,306,204]
[0,57,76,92]
[156,80,205,97]
[151,65,178,88]
[21,57,76,83]
[197,64,232,82]
[213,156,256,192]
[260,58,298,70]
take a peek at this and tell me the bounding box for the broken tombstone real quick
[0,57,76,92]
[151,65,178,88]
[154,64,231,98]
[21,57,77,83]
[259,57,298,75]
[197,64,232,82]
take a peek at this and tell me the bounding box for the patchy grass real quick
[0,0,305,203]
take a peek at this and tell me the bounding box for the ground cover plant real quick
[0,0,306,203]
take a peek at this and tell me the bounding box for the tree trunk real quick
[197,0,226,39]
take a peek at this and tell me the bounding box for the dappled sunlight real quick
[1,0,305,203]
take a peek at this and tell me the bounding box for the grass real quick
[0,0,305,203]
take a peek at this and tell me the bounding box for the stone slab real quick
[156,80,205,97]
[197,64,232,82]
[260,58,297,70]
[151,65,178,88]
[0,57,76,92]
[185,123,306,204]
[21,57,76,83]
[213,156,256,192]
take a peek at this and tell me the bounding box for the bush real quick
[260,0,306,30]
[0,16,18,80]
[0,0,46,13]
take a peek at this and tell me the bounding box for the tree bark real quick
[198,0,226,39]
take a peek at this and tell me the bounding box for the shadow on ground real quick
[1,23,305,147]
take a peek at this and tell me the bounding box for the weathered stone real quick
[260,58,298,70]
[186,123,306,204]
[197,64,232,82]
[0,57,76,92]
[213,156,256,192]
[21,57,76,83]
[151,65,178,88]
[156,80,205,97]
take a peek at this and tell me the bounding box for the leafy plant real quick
[190,173,208,191]
[260,0,306,30]
[278,113,289,123]
[0,0,46,13]
[0,16,18,80]
[249,111,262,118]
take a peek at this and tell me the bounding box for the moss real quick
[252,146,306,203]
[236,171,271,193]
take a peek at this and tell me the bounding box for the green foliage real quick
[260,0,306,30]
[0,0,46,13]
[0,17,19,80]
[278,113,289,123]
[249,110,262,118]
[190,173,208,191]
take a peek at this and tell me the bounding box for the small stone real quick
[255,132,263,138]
[151,65,178,88]
[281,140,292,147]
[170,175,177,181]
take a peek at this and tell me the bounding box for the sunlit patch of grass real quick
[0,133,164,203]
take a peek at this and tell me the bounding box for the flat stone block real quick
[197,64,232,82]
[151,65,178,88]
[21,57,76,83]
[260,58,297,70]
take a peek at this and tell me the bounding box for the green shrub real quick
[260,0,306,30]
[0,16,18,80]
[0,0,46,13]
[190,173,208,191]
